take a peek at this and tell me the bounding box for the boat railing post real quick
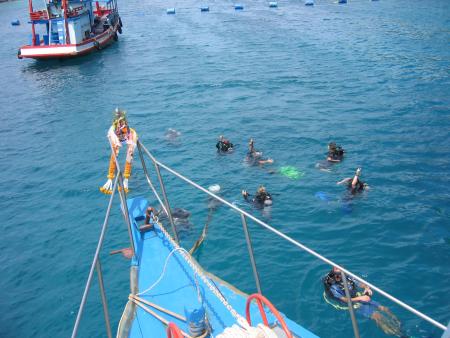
[117,171,136,255]
[153,160,179,243]
[241,214,262,294]
[136,141,170,216]
[110,143,136,256]
[340,270,361,338]
[96,259,112,338]
[71,175,118,338]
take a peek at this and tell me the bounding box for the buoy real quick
[166,8,176,14]
[11,19,20,26]
[234,4,244,10]
[200,6,209,11]
[305,0,314,6]
[208,184,221,194]
[269,2,278,8]
[338,0,347,3]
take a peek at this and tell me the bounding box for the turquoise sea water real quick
[1,0,449,337]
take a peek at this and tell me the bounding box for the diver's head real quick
[355,168,362,177]
[328,142,336,151]
[258,185,266,193]
[219,135,224,141]
[329,267,343,282]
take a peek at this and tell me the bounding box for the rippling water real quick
[0,0,449,337]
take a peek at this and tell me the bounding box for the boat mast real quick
[28,0,36,45]
[62,0,70,44]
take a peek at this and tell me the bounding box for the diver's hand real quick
[356,295,371,302]
[364,288,373,296]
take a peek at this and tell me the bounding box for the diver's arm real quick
[351,175,359,188]
[360,283,373,296]
[258,158,274,165]
[337,178,352,185]
[340,295,371,303]
[327,156,341,162]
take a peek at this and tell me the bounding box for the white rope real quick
[137,247,186,296]
[143,217,250,331]
[215,324,278,338]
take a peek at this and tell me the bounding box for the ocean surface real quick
[1,0,449,337]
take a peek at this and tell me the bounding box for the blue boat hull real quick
[118,197,319,337]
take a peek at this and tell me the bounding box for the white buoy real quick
[269,1,278,8]
[166,8,176,14]
[234,4,244,10]
[208,184,221,194]
[200,6,209,11]
[305,0,314,6]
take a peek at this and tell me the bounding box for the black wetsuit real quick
[328,147,344,162]
[216,140,233,152]
[323,272,357,299]
[255,191,271,204]
[348,178,365,194]
[243,191,272,208]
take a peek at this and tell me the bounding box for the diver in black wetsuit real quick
[327,142,345,162]
[337,168,369,194]
[242,186,273,207]
[323,267,404,337]
[246,138,273,166]
[216,135,234,153]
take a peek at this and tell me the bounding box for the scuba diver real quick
[327,142,345,162]
[323,267,404,337]
[337,168,369,194]
[242,186,273,208]
[216,135,234,153]
[246,138,274,166]
[100,108,137,194]
[165,128,181,143]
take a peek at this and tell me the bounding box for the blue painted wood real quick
[126,197,319,337]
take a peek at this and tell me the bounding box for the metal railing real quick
[72,140,448,338]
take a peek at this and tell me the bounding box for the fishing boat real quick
[18,0,122,59]
[71,140,449,338]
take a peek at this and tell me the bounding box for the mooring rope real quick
[189,207,214,255]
